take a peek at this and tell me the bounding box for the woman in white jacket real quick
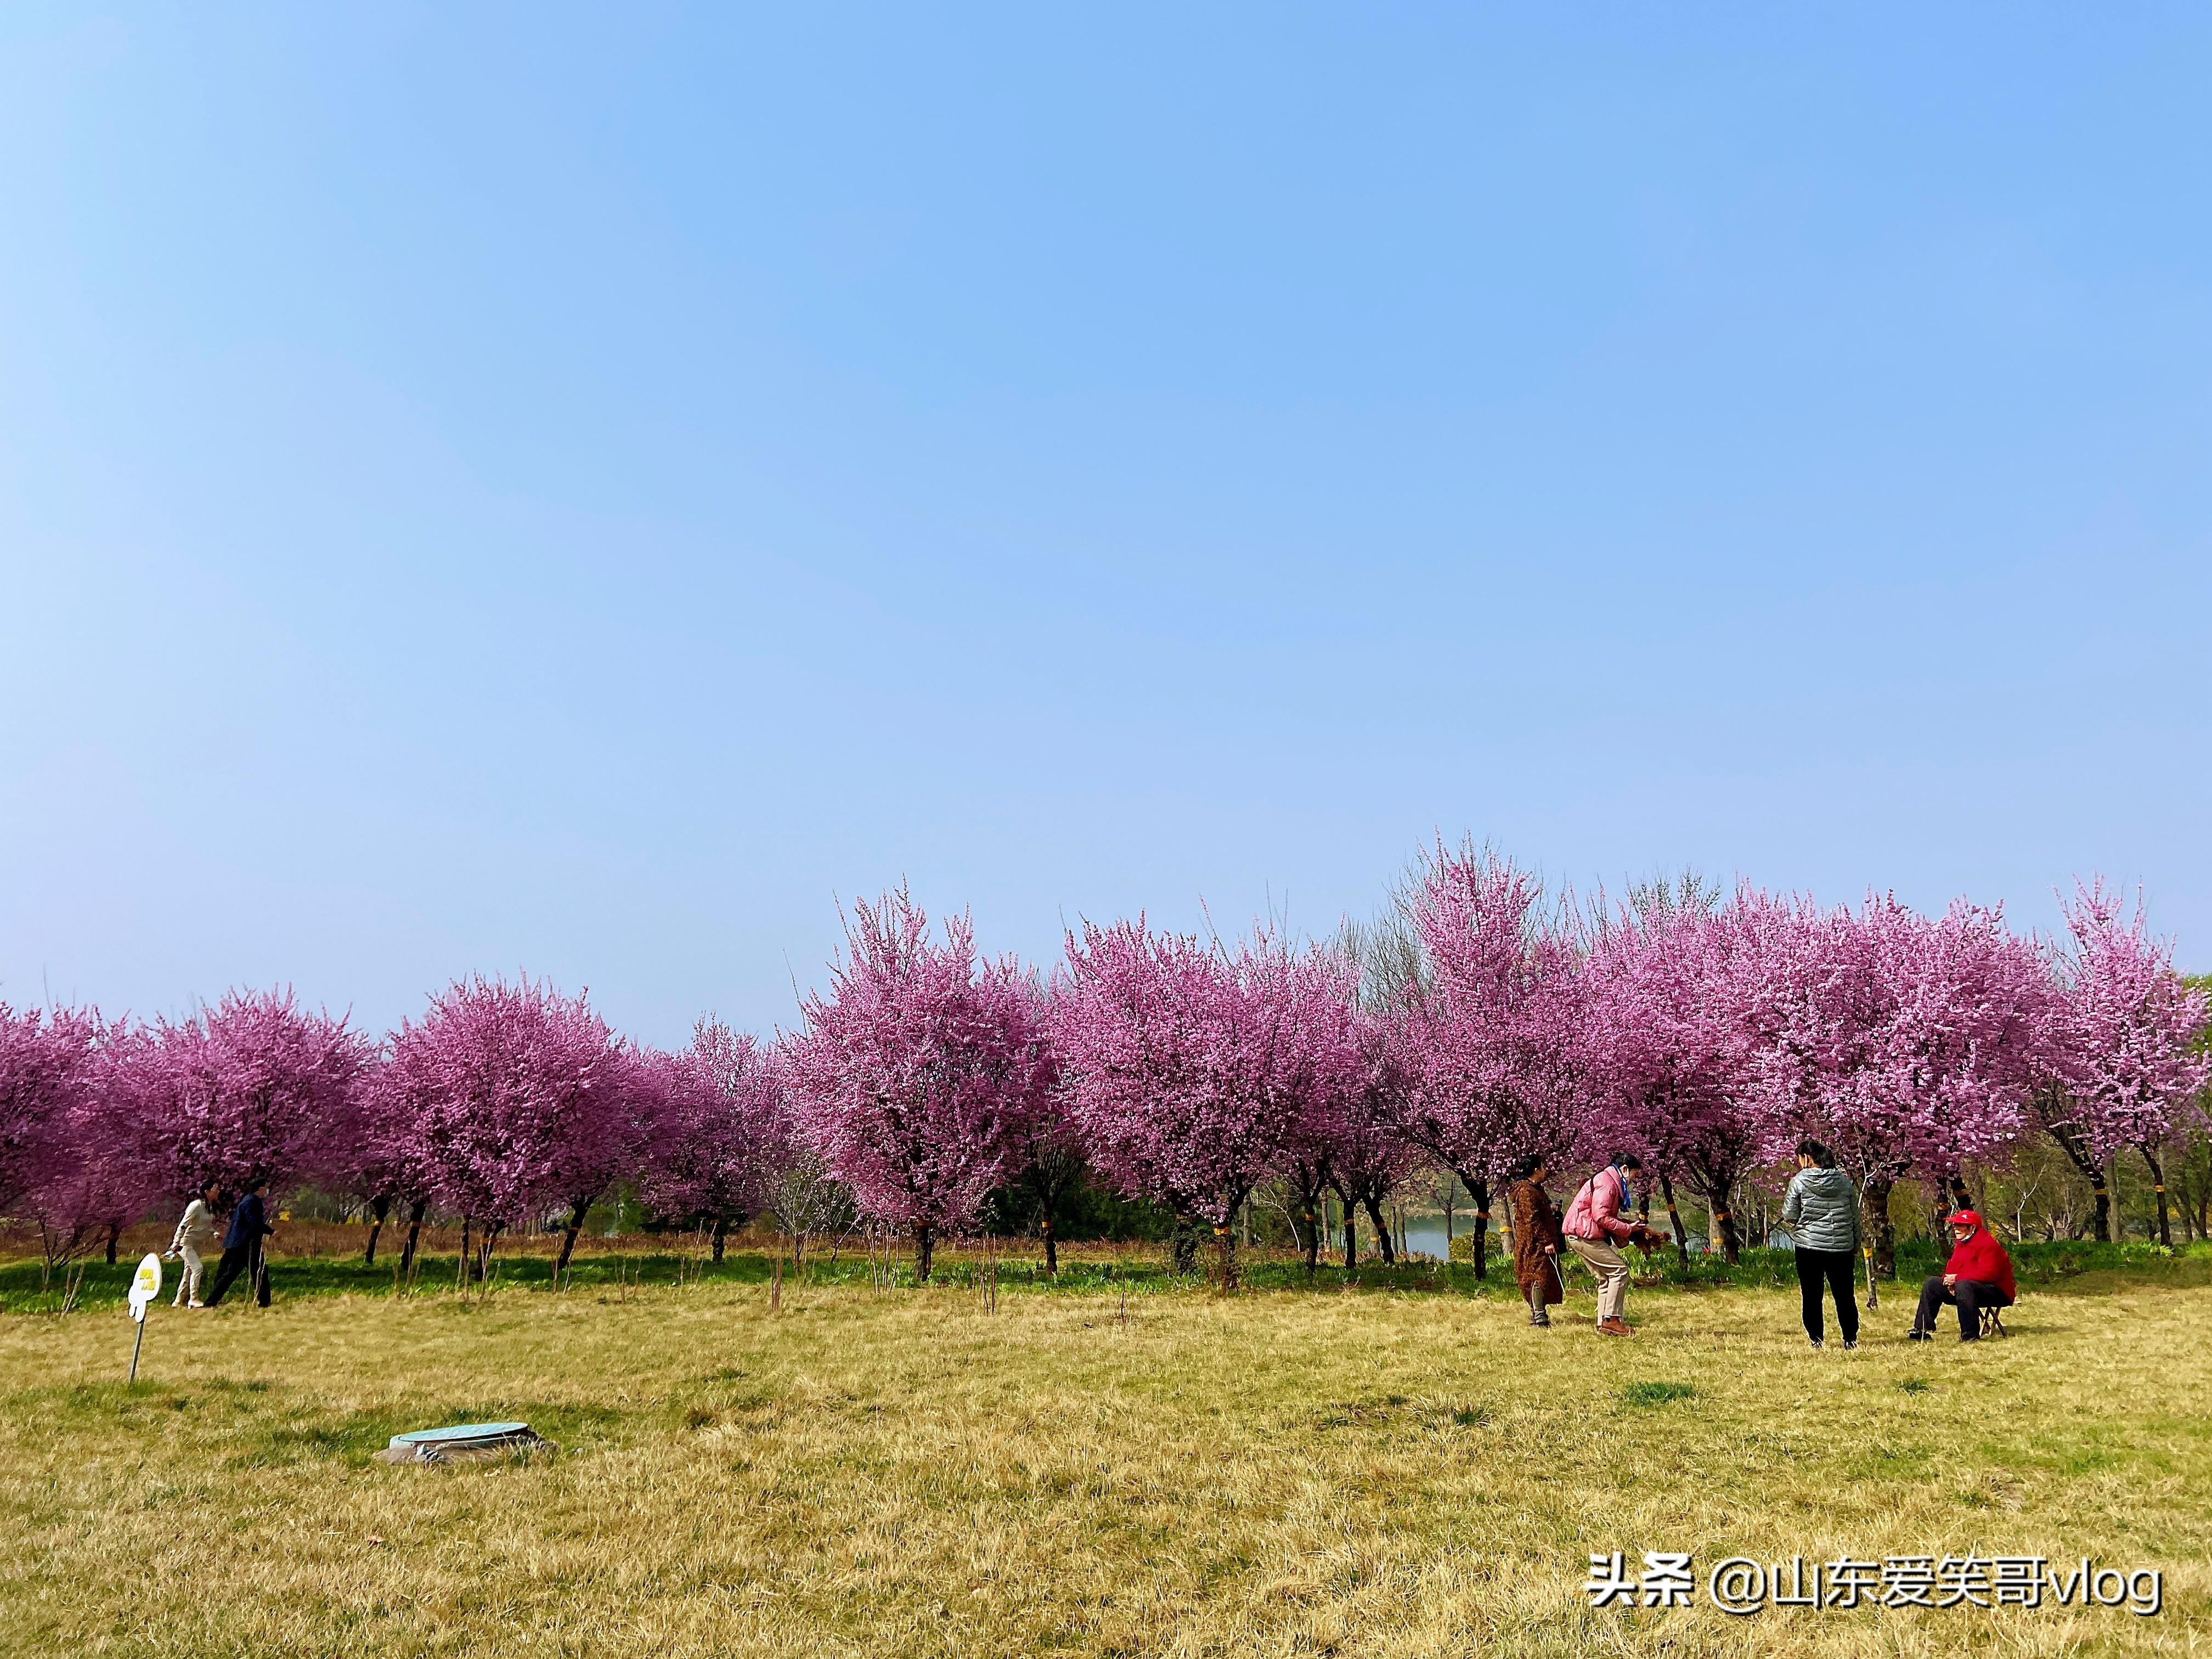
[168,1181,221,1308]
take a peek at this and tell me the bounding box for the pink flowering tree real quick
[1057,918,1351,1287]
[327,1054,437,1269]
[1274,1015,1363,1277]
[1015,1052,1089,1277]
[785,890,1054,1283]
[637,1017,785,1260]
[1323,1015,1421,1267]
[0,1003,151,1273]
[1,1002,100,1221]
[753,1057,856,1270]
[1275,1104,1337,1277]
[1370,845,1589,1279]
[385,976,646,1276]
[2039,881,2211,1245]
[138,988,373,1212]
[1582,893,1771,1263]
[1754,894,2050,1273]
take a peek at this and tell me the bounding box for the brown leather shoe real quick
[1598,1318,1635,1336]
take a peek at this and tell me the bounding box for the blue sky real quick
[3,5,2207,1046]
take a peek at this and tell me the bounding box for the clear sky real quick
[3,5,2207,1047]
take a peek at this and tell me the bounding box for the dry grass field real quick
[3,1260,2207,1658]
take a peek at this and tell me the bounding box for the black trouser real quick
[1914,1275,2010,1339]
[1794,1247,1858,1344]
[204,1243,257,1307]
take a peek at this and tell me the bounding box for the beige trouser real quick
[1567,1235,1630,1323]
[172,1245,205,1305]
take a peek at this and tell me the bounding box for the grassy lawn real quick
[2,1248,2207,1657]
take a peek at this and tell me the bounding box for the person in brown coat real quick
[1507,1154,1566,1327]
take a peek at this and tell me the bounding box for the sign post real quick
[126,1252,162,1383]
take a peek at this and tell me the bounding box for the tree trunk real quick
[398,1200,427,1274]
[710,1216,728,1263]
[1658,1173,1690,1272]
[1040,1213,1058,1277]
[1169,1216,1200,1275]
[105,1223,120,1266]
[459,1217,472,1280]
[1363,1195,1396,1265]
[1463,1177,1490,1280]
[912,1223,934,1284]
[1215,1226,1238,1289]
[555,1197,594,1274]
[364,1194,392,1266]
[1341,1199,1357,1269]
[1301,1205,1320,1276]
[2142,1146,2171,1247]
[1703,1182,1742,1264]
[2042,1110,2114,1243]
[1863,1175,1896,1278]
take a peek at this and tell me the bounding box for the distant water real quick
[1317,1220,1460,1261]
[1402,1221,1453,1261]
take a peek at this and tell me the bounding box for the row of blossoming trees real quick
[2,847,2205,1288]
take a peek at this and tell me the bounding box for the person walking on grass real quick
[167,1180,221,1307]
[1780,1138,1861,1350]
[1909,1209,2015,1344]
[1506,1154,1566,1328]
[203,1176,273,1308]
[1563,1153,1647,1336]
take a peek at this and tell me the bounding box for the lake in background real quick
[1402,1221,1452,1260]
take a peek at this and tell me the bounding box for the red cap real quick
[1946,1209,1982,1227]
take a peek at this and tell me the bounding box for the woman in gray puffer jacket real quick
[1781,1139,1863,1347]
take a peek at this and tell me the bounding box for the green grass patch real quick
[1618,1380,1698,1407]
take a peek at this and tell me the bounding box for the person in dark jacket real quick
[1909,1209,2016,1342]
[203,1177,274,1308]
[1506,1154,1566,1328]
[1779,1138,1863,1348]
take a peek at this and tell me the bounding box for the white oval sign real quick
[127,1252,163,1322]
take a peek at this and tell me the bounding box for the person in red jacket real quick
[1908,1209,2016,1342]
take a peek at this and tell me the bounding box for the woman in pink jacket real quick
[1564,1154,1650,1336]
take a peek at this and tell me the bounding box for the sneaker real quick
[1906,1329,1931,1342]
[188,1300,206,1309]
[1809,1339,1824,1349]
